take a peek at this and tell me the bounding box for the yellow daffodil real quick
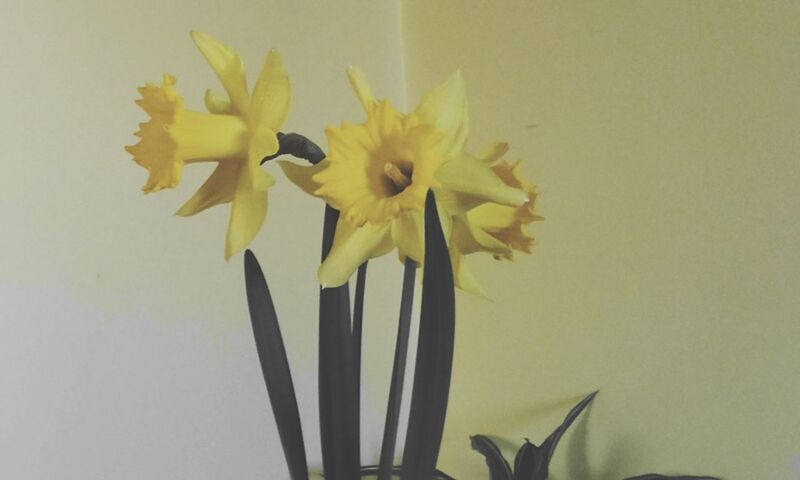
[443,146,541,295]
[466,154,541,260]
[126,31,290,259]
[279,68,530,291]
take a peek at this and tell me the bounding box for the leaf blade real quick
[541,391,599,463]
[470,435,513,480]
[378,258,417,480]
[317,206,360,480]
[352,261,368,466]
[401,191,456,480]
[243,250,309,480]
[513,439,547,480]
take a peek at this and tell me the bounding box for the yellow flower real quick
[279,68,529,291]
[126,31,290,259]
[463,147,542,260]
[442,145,541,294]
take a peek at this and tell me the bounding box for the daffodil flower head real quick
[126,31,290,259]
[314,99,445,226]
[280,67,530,292]
[466,153,542,260]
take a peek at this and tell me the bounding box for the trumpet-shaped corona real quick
[126,74,250,192]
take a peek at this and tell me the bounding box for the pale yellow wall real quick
[402,1,800,479]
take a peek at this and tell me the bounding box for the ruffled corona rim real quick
[125,74,184,192]
[314,100,445,226]
[126,73,251,193]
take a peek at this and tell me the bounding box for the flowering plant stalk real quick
[126,32,721,480]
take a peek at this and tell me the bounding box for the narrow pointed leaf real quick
[470,435,513,480]
[513,439,547,480]
[378,258,417,480]
[353,261,368,463]
[401,191,456,480]
[318,205,360,480]
[541,391,598,463]
[243,250,309,480]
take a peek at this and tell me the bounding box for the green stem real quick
[353,261,368,463]
[378,258,417,480]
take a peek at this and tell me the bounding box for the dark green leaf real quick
[243,250,309,480]
[318,206,359,480]
[401,191,456,480]
[540,391,598,463]
[378,258,417,480]
[470,435,513,480]
[352,261,368,465]
[501,391,597,480]
[513,439,547,480]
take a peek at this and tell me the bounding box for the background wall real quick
[1,1,798,479]
[402,2,800,479]
[0,1,408,478]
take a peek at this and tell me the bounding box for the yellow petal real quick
[224,178,269,260]
[434,194,454,244]
[248,126,280,181]
[451,216,511,256]
[391,199,453,268]
[176,162,240,216]
[413,69,468,157]
[318,221,392,287]
[204,89,234,114]
[253,167,277,193]
[477,142,509,164]
[347,66,376,111]
[467,203,519,231]
[190,31,251,120]
[429,187,470,217]
[449,249,488,297]
[278,159,329,196]
[251,50,290,131]
[391,211,424,264]
[436,155,528,209]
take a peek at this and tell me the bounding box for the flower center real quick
[383,162,413,194]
